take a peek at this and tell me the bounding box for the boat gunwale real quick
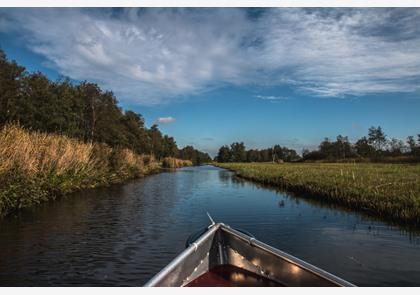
[144,223,356,287]
[144,223,221,287]
[220,224,355,287]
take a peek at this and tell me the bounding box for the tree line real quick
[0,48,211,165]
[216,126,420,163]
[216,142,300,163]
[302,126,420,162]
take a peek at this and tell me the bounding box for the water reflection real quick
[222,169,420,241]
[0,165,419,286]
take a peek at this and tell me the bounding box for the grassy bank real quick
[216,162,420,225]
[0,125,188,217]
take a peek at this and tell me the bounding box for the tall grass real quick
[216,162,420,226]
[0,125,160,217]
[161,157,193,168]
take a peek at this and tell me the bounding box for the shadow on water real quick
[0,165,420,286]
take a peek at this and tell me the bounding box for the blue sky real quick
[1,8,419,156]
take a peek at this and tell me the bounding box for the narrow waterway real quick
[0,165,419,286]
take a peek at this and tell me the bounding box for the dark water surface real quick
[1,165,420,286]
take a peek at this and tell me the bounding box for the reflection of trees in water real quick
[218,170,233,183]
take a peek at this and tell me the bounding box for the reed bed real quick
[216,162,420,225]
[161,157,193,169]
[0,125,161,217]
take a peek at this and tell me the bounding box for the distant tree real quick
[407,135,420,157]
[368,126,387,152]
[179,145,211,165]
[179,145,195,161]
[195,150,212,165]
[334,135,353,159]
[302,149,324,161]
[282,147,300,162]
[355,136,375,158]
[407,136,416,153]
[230,142,246,162]
[217,145,231,162]
[272,145,283,162]
[319,137,333,159]
[162,135,178,158]
[388,138,405,156]
[246,149,259,162]
[271,145,300,162]
[260,149,271,162]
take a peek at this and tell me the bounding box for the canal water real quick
[0,165,419,286]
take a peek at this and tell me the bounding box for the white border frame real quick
[2,0,420,7]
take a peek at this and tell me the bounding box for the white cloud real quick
[201,137,215,141]
[259,8,420,97]
[157,116,176,124]
[255,95,289,101]
[1,8,420,104]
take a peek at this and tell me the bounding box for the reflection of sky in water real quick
[0,165,419,286]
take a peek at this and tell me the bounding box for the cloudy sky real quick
[1,8,420,156]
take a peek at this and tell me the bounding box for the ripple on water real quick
[0,165,420,286]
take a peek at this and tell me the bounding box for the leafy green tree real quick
[0,47,210,163]
[334,135,353,159]
[388,138,405,156]
[162,135,178,158]
[355,136,375,158]
[368,126,387,152]
[407,136,416,153]
[93,91,128,147]
[319,138,333,159]
[77,82,102,142]
[149,124,164,159]
[179,145,211,165]
[0,48,26,124]
[18,72,57,131]
[217,145,231,162]
[122,111,150,154]
[52,77,85,138]
[230,142,246,162]
[246,149,260,162]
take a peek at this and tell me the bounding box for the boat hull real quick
[144,223,355,287]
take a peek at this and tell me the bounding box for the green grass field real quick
[216,162,420,226]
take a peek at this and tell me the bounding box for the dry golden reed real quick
[161,157,193,169]
[0,125,160,216]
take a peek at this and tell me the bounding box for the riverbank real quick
[215,162,420,226]
[0,125,190,217]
